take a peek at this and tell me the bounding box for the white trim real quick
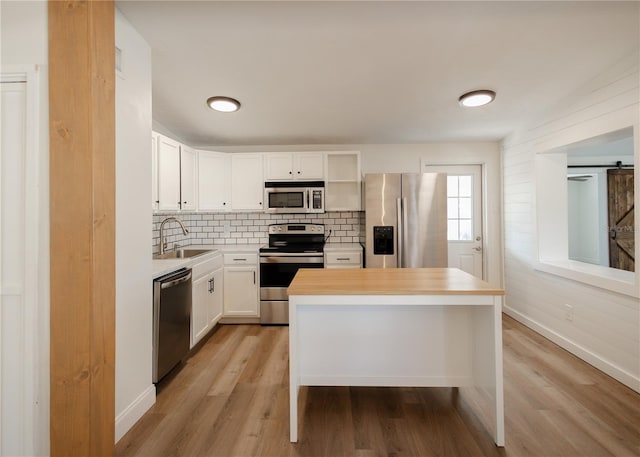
[534,259,638,298]
[0,64,45,456]
[114,385,156,443]
[504,306,640,393]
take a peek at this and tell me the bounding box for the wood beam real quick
[48,1,115,455]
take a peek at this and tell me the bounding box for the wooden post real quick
[48,1,115,455]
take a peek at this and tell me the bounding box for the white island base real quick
[288,268,504,447]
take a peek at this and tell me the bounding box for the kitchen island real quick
[287,267,505,446]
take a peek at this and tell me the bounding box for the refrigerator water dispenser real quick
[373,226,394,255]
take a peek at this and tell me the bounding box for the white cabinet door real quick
[157,134,181,211]
[152,132,159,211]
[180,145,196,210]
[223,266,258,317]
[191,273,210,348]
[264,152,325,181]
[295,152,324,180]
[208,267,223,326]
[265,153,294,180]
[231,154,264,211]
[198,151,230,211]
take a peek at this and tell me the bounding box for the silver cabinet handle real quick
[336,257,350,261]
[253,271,256,284]
[233,258,246,261]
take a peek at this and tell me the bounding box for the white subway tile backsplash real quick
[152,211,364,254]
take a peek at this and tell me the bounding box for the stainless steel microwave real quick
[264,181,325,213]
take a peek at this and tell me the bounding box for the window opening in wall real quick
[566,127,635,272]
[535,125,637,297]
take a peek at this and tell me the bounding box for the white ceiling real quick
[116,1,639,147]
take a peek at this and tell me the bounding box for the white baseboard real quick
[503,306,640,394]
[115,385,156,443]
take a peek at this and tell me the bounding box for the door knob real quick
[473,246,482,252]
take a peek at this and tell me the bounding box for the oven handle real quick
[260,252,324,257]
[260,256,324,264]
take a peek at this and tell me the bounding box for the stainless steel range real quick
[259,223,325,324]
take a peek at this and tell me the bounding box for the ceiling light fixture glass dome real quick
[207,96,241,112]
[458,90,496,107]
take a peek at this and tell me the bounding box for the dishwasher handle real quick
[159,269,192,289]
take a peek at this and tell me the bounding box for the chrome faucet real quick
[159,217,189,255]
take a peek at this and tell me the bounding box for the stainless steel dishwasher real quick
[153,268,192,383]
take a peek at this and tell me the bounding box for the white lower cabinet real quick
[191,253,223,348]
[223,253,259,317]
[324,244,364,269]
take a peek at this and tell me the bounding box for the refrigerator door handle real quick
[396,197,403,268]
[402,197,408,268]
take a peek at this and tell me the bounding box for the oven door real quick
[260,255,323,299]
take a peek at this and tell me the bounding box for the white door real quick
[424,164,483,279]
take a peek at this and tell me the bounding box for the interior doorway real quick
[423,164,484,279]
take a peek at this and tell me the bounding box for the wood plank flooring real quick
[115,315,640,457]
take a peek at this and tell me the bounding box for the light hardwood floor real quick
[116,315,640,456]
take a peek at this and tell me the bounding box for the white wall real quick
[0,1,48,64]
[207,142,503,287]
[115,9,155,442]
[1,1,50,455]
[502,53,640,392]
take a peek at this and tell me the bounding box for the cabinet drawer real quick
[223,253,258,265]
[325,251,362,266]
[192,254,223,280]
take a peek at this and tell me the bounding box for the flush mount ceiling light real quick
[458,90,496,107]
[207,96,241,112]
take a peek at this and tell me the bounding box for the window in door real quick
[447,175,473,241]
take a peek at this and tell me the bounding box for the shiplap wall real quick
[502,53,640,392]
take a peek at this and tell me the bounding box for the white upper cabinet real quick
[264,152,324,181]
[231,153,264,211]
[157,133,181,211]
[325,151,361,211]
[180,145,196,210]
[151,132,159,211]
[197,150,231,211]
[154,132,198,211]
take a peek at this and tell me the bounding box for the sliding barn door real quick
[607,168,635,272]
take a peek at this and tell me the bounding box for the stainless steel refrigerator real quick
[364,173,448,268]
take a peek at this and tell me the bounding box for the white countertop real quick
[152,244,262,279]
[153,243,362,279]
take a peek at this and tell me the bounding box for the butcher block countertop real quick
[288,267,504,296]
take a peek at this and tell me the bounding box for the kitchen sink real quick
[154,248,212,260]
